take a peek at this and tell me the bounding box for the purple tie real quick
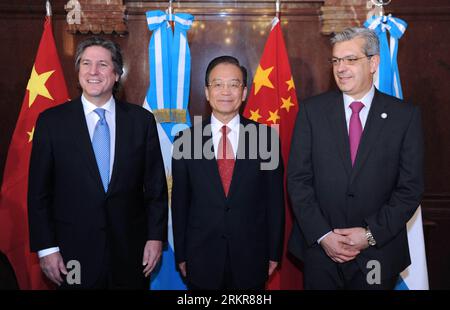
[349,101,364,166]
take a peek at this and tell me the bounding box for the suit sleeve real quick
[287,102,332,247]
[171,131,190,264]
[144,113,168,241]
[266,128,285,262]
[365,105,424,247]
[28,113,57,252]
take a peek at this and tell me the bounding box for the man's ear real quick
[370,54,380,74]
[204,86,210,101]
[242,86,248,102]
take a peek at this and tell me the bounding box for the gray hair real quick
[75,36,123,76]
[74,37,123,94]
[331,27,379,56]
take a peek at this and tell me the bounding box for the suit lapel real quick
[349,90,388,184]
[69,98,105,191]
[106,101,129,196]
[200,120,227,199]
[327,94,352,177]
[227,118,250,198]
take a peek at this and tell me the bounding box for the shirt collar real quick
[81,94,115,116]
[343,85,375,110]
[211,113,240,134]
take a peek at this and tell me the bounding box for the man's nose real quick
[335,60,347,72]
[88,64,99,74]
[220,84,233,93]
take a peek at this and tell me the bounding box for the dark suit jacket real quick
[171,116,285,289]
[287,90,424,280]
[0,250,19,289]
[28,97,168,288]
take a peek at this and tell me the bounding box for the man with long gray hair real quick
[28,37,168,289]
[287,27,424,289]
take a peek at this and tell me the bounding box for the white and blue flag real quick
[144,10,194,290]
[365,15,429,290]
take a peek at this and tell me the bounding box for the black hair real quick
[205,55,247,87]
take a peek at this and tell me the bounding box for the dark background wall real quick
[0,0,449,289]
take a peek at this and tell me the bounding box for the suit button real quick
[347,193,354,197]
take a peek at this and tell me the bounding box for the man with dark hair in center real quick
[172,55,285,290]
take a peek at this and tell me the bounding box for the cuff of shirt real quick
[37,247,60,258]
[317,231,332,244]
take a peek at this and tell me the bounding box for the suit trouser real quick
[188,242,265,290]
[59,237,148,289]
[304,258,398,290]
[58,237,111,290]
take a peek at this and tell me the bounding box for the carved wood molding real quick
[125,0,323,21]
[0,0,70,19]
[65,0,127,34]
[1,1,449,22]
[320,0,450,34]
[422,194,450,228]
[1,1,449,17]
[320,0,373,35]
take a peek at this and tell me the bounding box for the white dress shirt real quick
[81,94,116,178]
[343,85,375,133]
[210,113,240,159]
[317,86,375,244]
[38,95,117,258]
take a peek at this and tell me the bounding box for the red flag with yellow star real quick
[243,17,302,290]
[0,15,69,289]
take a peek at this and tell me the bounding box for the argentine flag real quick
[144,10,194,290]
[365,15,429,290]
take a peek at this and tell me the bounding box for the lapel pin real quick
[381,113,387,119]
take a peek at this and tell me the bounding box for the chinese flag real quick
[0,15,69,289]
[243,17,302,290]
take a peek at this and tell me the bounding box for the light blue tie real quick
[92,108,110,192]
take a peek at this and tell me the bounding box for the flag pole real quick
[275,0,280,19]
[46,0,52,17]
[244,1,303,288]
[0,0,69,289]
[166,0,174,30]
[168,0,173,18]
